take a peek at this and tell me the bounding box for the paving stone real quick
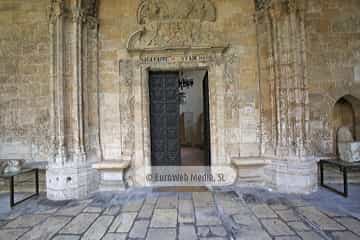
[269,204,290,211]
[122,199,144,212]
[60,213,99,234]
[83,207,103,213]
[109,212,137,233]
[156,195,178,209]
[145,195,158,205]
[178,200,195,223]
[335,217,360,236]
[250,204,278,218]
[19,216,71,240]
[297,207,346,231]
[261,219,295,236]
[0,228,29,240]
[200,238,227,240]
[129,220,149,238]
[178,192,192,200]
[289,200,309,207]
[195,207,222,226]
[287,221,310,231]
[151,209,177,227]
[56,203,89,216]
[233,213,262,228]
[276,210,299,221]
[4,214,48,228]
[52,235,80,240]
[210,226,227,237]
[103,206,121,216]
[82,216,114,240]
[179,224,197,240]
[198,226,211,237]
[331,231,360,240]
[138,204,155,219]
[193,192,215,208]
[275,237,301,240]
[297,231,325,240]
[234,229,272,240]
[146,228,176,240]
[102,233,127,240]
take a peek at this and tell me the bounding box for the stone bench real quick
[92,160,130,192]
[231,157,270,186]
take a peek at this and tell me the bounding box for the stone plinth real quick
[231,157,270,186]
[92,161,130,192]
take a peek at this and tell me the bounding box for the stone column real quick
[258,0,316,193]
[47,0,99,200]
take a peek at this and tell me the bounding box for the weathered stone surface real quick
[179,224,197,240]
[82,216,114,240]
[83,207,103,213]
[19,216,71,240]
[151,209,177,228]
[129,220,149,238]
[0,228,29,240]
[276,210,299,222]
[52,235,80,240]
[146,228,176,240]
[297,207,346,231]
[296,231,325,240]
[195,207,222,226]
[103,206,121,216]
[60,214,99,234]
[287,221,310,231]
[179,200,195,223]
[109,213,137,233]
[250,204,277,218]
[330,231,360,240]
[138,204,155,219]
[156,195,178,209]
[261,219,295,236]
[4,214,48,228]
[102,233,127,240]
[122,200,144,212]
[335,217,360,236]
[193,192,215,208]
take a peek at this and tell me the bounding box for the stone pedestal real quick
[265,158,317,194]
[92,161,130,192]
[231,157,270,187]
[46,163,99,201]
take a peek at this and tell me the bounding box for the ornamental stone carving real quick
[137,0,216,24]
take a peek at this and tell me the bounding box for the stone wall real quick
[0,0,52,161]
[306,0,360,157]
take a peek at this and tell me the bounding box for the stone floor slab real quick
[0,228,29,240]
[82,215,114,240]
[156,195,178,209]
[297,207,346,231]
[250,204,278,218]
[103,206,121,216]
[52,235,80,240]
[261,219,295,236]
[146,228,176,240]
[101,233,127,240]
[276,210,299,222]
[179,224,197,240]
[151,209,177,228]
[3,214,48,228]
[109,212,137,233]
[138,204,155,219]
[335,217,360,236]
[129,220,150,238]
[19,216,71,240]
[330,231,360,240]
[178,200,195,223]
[60,213,99,234]
[195,207,222,226]
[287,221,310,231]
[193,192,215,208]
[122,199,144,212]
[296,231,325,240]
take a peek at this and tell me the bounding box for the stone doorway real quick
[148,70,211,167]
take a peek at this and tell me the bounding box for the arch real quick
[331,95,360,155]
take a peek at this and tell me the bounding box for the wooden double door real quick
[149,71,211,166]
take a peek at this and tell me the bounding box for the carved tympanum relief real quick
[128,0,224,50]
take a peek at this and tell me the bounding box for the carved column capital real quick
[49,0,64,23]
[71,8,87,23]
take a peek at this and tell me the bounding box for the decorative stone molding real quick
[137,0,216,24]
